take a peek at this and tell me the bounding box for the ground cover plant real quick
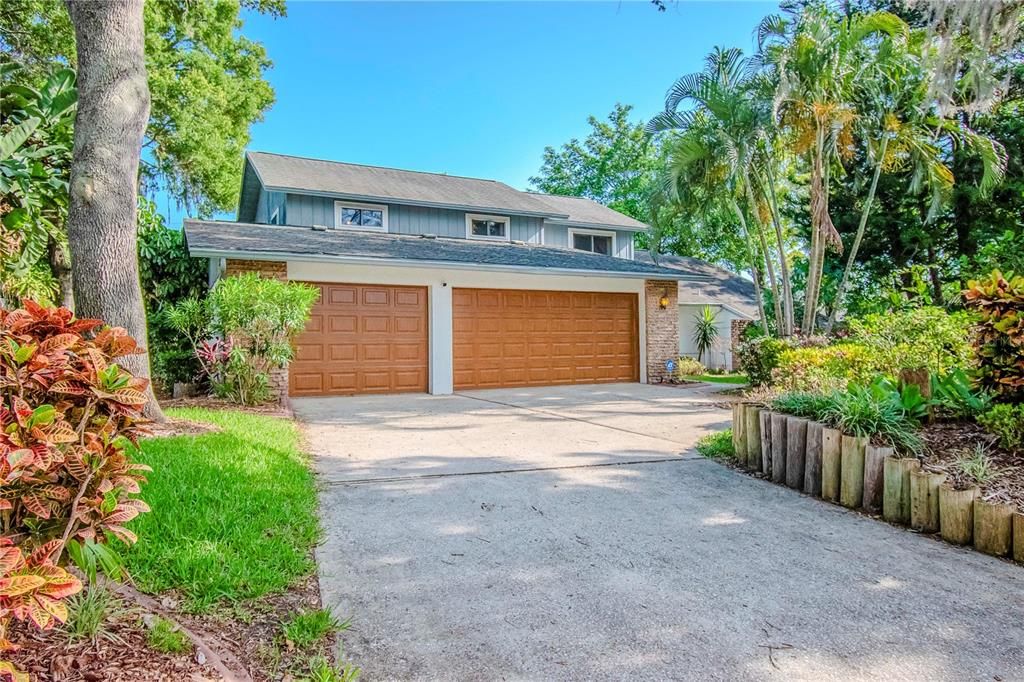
[695,430,734,458]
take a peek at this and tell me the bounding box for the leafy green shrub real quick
[978,404,1024,452]
[821,378,924,454]
[695,430,734,458]
[166,274,318,404]
[930,369,992,418]
[737,337,790,387]
[675,357,705,378]
[772,342,877,392]
[770,391,837,421]
[848,306,973,377]
[964,270,1024,402]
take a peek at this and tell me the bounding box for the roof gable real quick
[530,193,648,232]
[635,251,758,318]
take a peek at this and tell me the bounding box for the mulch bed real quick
[920,420,1024,506]
[159,396,292,418]
[9,566,335,681]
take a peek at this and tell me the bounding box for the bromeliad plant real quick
[0,300,150,655]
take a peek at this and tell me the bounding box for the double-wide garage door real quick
[289,283,638,396]
[452,288,638,390]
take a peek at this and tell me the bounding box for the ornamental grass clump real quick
[0,300,150,666]
[821,378,924,455]
[770,391,837,422]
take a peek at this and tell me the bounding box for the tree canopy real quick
[0,0,284,215]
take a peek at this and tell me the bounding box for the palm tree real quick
[656,119,771,334]
[649,47,791,336]
[757,6,909,334]
[692,305,719,363]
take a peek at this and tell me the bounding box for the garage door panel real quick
[290,283,428,396]
[453,288,638,390]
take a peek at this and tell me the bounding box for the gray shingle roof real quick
[185,220,704,281]
[529,193,649,231]
[241,152,567,220]
[635,251,758,318]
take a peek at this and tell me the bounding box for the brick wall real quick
[224,258,287,280]
[644,280,679,383]
[730,319,752,371]
[223,259,290,402]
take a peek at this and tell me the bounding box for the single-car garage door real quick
[453,288,638,389]
[290,283,428,396]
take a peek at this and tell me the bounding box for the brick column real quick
[730,319,752,371]
[223,259,290,401]
[644,280,679,383]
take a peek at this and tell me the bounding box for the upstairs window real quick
[466,213,510,241]
[334,201,388,231]
[570,228,614,256]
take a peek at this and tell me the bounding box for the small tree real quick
[692,305,719,364]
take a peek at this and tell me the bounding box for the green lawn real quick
[125,409,320,612]
[683,373,749,385]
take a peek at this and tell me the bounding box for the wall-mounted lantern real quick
[658,290,670,309]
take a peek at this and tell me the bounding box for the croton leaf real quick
[0,575,45,597]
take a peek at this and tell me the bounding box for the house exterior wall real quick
[644,280,679,383]
[678,303,735,371]
[542,223,635,259]
[254,189,286,224]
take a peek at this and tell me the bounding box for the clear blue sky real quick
[162,1,779,227]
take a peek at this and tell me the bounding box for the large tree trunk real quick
[763,166,794,337]
[731,199,769,335]
[65,0,165,422]
[745,181,783,337]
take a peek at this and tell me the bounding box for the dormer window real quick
[466,213,510,241]
[569,228,614,256]
[334,201,388,231]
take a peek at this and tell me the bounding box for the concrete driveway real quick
[295,384,1024,681]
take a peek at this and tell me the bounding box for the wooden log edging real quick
[840,435,868,509]
[821,428,842,503]
[974,498,1014,557]
[759,410,772,476]
[909,470,944,533]
[744,406,762,472]
[863,445,892,514]
[785,416,808,490]
[939,484,977,545]
[770,413,787,485]
[883,456,919,525]
[803,421,824,497]
[1014,512,1024,564]
[732,404,745,457]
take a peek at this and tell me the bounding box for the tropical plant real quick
[691,306,720,363]
[757,6,911,333]
[0,300,150,662]
[0,64,76,305]
[954,444,1002,485]
[963,270,1024,401]
[649,47,793,336]
[978,403,1024,452]
[930,369,992,418]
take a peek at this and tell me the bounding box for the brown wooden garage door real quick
[452,288,638,389]
[289,283,428,396]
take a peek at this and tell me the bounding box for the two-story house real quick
[184,151,706,398]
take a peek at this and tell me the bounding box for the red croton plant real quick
[0,300,150,669]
